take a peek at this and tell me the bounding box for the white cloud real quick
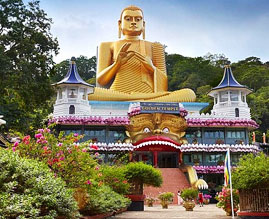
[41,0,269,63]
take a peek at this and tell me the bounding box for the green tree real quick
[165,53,185,89]
[0,0,59,133]
[196,85,213,113]
[232,153,269,189]
[203,53,229,68]
[167,55,223,92]
[231,57,269,91]
[247,86,269,141]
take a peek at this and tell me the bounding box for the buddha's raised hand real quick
[115,43,135,66]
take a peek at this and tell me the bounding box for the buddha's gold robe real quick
[89,40,196,102]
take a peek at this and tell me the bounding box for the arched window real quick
[220,91,228,102]
[235,108,239,117]
[69,105,75,114]
[68,88,77,98]
[230,91,239,101]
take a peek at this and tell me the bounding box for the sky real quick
[38,0,269,64]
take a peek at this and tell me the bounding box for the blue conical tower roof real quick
[53,57,93,87]
[212,65,249,90]
[208,65,252,97]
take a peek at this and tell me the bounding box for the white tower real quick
[52,57,94,118]
[208,65,252,119]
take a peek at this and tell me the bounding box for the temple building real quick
[51,59,260,195]
[48,5,262,202]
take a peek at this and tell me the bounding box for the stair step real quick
[144,168,190,204]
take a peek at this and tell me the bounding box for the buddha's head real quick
[118,5,145,39]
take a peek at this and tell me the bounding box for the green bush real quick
[124,162,163,187]
[158,192,174,202]
[232,153,269,189]
[180,188,198,201]
[100,165,130,194]
[0,148,79,218]
[84,185,131,215]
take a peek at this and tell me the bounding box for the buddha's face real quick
[120,9,144,36]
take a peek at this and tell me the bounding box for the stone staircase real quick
[144,168,190,204]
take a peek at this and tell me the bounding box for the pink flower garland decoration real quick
[48,116,130,126]
[187,118,258,128]
[193,165,225,174]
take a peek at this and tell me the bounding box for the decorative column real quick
[228,91,231,106]
[178,151,182,166]
[252,132,256,143]
[153,151,158,168]
[129,151,133,162]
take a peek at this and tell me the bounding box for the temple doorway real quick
[158,152,178,168]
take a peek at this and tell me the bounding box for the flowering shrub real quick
[7,127,131,215]
[216,186,239,214]
[0,148,79,218]
[203,194,212,199]
[9,128,99,189]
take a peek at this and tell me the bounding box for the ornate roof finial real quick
[53,56,93,87]
[224,60,231,68]
[71,57,76,64]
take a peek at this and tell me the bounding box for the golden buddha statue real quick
[89,5,196,102]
